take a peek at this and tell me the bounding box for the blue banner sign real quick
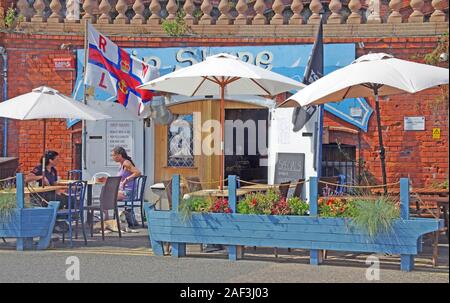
[72,44,372,131]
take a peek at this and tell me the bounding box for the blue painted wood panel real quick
[145,205,443,255]
[0,202,59,250]
[144,175,444,271]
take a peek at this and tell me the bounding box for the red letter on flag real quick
[99,35,107,53]
[99,72,108,89]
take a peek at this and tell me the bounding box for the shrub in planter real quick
[237,190,278,215]
[350,197,400,239]
[179,196,232,222]
[209,197,232,214]
[318,197,357,218]
[238,190,309,216]
[287,197,309,216]
[0,192,16,222]
[319,196,400,238]
[271,197,290,215]
[179,196,211,222]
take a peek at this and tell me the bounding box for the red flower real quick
[225,208,231,213]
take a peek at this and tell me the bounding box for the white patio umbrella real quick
[0,86,111,186]
[285,53,449,193]
[138,53,305,189]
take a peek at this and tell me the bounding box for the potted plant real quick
[145,176,444,271]
[0,192,16,222]
[0,174,60,250]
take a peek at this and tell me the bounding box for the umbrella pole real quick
[374,91,387,195]
[220,83,225,190]
[42,119,46,188]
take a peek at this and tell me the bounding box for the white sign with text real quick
[404,116,425,131]
[106,120,134,166]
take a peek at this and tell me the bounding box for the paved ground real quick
[0,227,448,283]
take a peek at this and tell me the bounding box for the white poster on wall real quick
[106,120,134,166]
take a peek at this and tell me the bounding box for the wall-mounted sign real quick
[53,58,75,71]
[433,128,441,139]
[106,120,133,166]
[404,116,425,131]
[74,44,373,131]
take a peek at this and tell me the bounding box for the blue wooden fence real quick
[145,175,444,271]
[0,173,59,250]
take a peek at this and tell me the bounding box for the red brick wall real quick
[0,33,447,187]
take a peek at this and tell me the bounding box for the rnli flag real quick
[84,23,158,115]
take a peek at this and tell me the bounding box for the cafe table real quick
[0,185,67,195]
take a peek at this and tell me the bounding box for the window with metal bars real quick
[167,114,194,168]
[321,143,356,188]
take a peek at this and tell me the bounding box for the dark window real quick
[224,109,268,184]
[321,143,356,186]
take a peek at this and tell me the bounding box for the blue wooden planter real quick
[145,176,444,271]
[0,174,59,250]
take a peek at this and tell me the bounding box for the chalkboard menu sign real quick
[274,153,305,184]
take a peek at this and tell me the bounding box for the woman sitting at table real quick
[25,150,59,186]
[25,150,68,209]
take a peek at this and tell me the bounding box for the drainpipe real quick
[0,46,7,157]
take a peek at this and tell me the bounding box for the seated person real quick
[25,151,59,187]
[110,146,141,225]
[111,146,142,201]
[25,150,68,209]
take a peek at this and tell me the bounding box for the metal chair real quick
[117,175,148,227]
[67,170,82,181]
[85,176,122,240]
[56,181,87,247]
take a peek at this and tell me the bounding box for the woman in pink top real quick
[111,146,141,201]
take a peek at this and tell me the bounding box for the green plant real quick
[238,190,279,215]
[192,9,203,20]
[287,197,309,216]
[350,197,400,239]
[271,197,290,215]
[162,10,190,37]
[208,197,232,213]
[430,179,449,190]
[178,196,211,222]
[238,190,309,216]
[0,193,16,222]
[3,6,23,29]
[319,197,357,218]
[425,32,448,67]
[423,32,449,115]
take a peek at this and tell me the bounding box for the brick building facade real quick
[0,0,448,188]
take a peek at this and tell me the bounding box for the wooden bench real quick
[410,194,448,266]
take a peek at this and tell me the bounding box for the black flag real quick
[292,17,324,132]
[303,17,324,85]
[292,17,324,176]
